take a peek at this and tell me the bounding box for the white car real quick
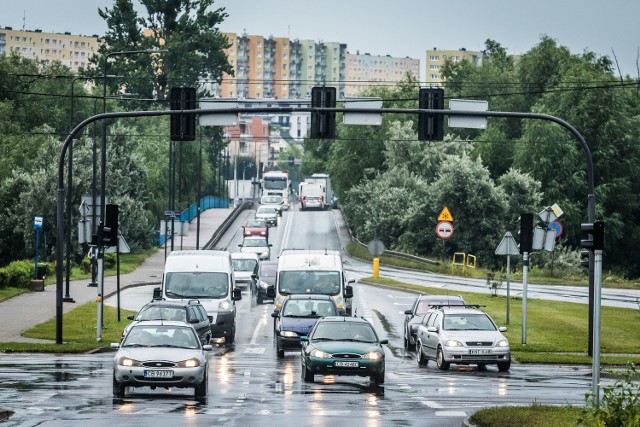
[231,252,260,289]
[255,206,278,226]
[415,305,511,371]
[239,236,272,260]
[260,195,284,216]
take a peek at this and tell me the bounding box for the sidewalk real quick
[0,207,234,343]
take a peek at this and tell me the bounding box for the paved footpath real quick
[0,208,234,344]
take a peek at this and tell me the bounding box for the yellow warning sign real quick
[438,207,453,222]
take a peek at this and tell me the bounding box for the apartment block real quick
[425,48,485,86]
[0,26,98,71]
[344,51,420,97]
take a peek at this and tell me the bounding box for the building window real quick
[257,42,262,47]
[429,55,439,61]
[257,52,262,58]
[430,73,439,79]
[282,64,287,70]
[283,53,288,59]
[81,42,86,47]
[22,37,27,42]
[429,64,439,70]
[45,39,50,44]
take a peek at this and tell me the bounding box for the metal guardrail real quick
[202,201,254,250]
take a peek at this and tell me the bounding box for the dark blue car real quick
[272,294,338,358]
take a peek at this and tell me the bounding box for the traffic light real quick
[519,213,533,254]
[418,88,445,141]
[170,87,197,141]
[580,250,590,269]
[580,220,605,252]
[310,86,336,139]
[105,204,119,247]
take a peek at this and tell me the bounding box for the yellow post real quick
[373,258,380,278]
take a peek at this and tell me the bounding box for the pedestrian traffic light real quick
[580,250,591,269]
[170,87,197,141]
[310,86,336,139]
[105,204,119,247]
[418,88,445,141]
[580,220,605,252]
[519,213,533,253]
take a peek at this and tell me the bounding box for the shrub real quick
[5,261,33,288]
[0,268,8,288]
[581,363,640,426]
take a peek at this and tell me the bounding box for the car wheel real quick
[436,346,450,370]
[277,346,285,358]
[226,328,235,344]
[404,333,410,351]
[257,295,263,305]
[477,363,487,371]
[497,360,511,372]
[416,341,428,366]
[371,370,385,385]
[112,375,125,398]
[194,369,207,400]
[302,364,314,383]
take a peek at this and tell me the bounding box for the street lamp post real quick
[96,49,165,341]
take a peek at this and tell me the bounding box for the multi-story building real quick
[424,48,485,86]
[344,51,420,97]
[0,27,98,71]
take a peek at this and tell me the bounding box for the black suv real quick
[122,299,211,345]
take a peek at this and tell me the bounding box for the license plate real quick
[144,370,173,378]
[334,361,359,368]
[469,349,491,355]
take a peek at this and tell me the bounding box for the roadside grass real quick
[469,405,582,427]
[0,249,158,304]
[0,303,136,353]
[345,242,640,290]
[364,276,640,365]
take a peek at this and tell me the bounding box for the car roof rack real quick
[431,304,485,310]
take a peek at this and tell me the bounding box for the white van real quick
[154,250,242,344]
[267,249,354,315]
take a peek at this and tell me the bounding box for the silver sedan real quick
[111,320,212,400]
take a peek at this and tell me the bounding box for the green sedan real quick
[300,316,388,385]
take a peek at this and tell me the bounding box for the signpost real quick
[495,231,520,324]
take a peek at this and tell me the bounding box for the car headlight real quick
[310,349,331,358]
[177,358,201,368]
[280,331,297,337]
[218,300,232,312]
[496,339,509,347]
[445,340,464,347]
[117,356,143,367]
[362,351,383,360]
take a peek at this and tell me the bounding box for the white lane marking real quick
[244,347,266,354]
[435,411,468,417]
[421,400,444,409]
[250,311,268,345]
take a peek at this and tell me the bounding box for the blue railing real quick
[159,196,230,246]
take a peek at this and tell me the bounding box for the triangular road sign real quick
[438,206,453,222]
[495,231,520,255]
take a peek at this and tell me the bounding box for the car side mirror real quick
[404,309,413,315]
[344,285,353,299]
[499,326,508,332]
[238,244,242,247]
[348,279,355,284]
[127,315,135,320]
[411,324,419,333]
[268,244,273,247]
[300,336,309,342]
[152,287,162,300]
[427,326,437,333]
[271,309,280,318]
[232,288,242,301]
[251,274,258,279]
[379,339,388,345]
[266,285,275,298]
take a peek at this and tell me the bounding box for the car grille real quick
[465,341,493,347]
[142,361,176,368]
[331,353,362,359]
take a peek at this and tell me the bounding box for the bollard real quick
[373,258,380,278]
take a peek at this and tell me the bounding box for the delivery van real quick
[154,250,242,344]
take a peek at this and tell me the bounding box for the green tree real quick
[89,0,234,101]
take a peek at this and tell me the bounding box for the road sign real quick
[448,99,488,129]
[33,216,44,229]
[367,239,385,256]
[438,207,453,222]
[548,220,563,237]
[436,221,454,239]
[495,231,520,255]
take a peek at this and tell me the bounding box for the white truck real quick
[298,182,325,210]
[303,173,335,209]
[261,170,290,210]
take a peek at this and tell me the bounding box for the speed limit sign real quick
[436,221,454,239]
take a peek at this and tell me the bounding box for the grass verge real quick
[469,405,583,427]
[363,276,640,365]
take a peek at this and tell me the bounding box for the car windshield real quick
[137,306,187,322]
[260,263,277,277]
[278,271,341,295]
[232,258,258,272]
[257,207,277,214]
[262,196,282,204]
[443,313,497,331]
[165,272,229,299]
[415,299,464,315]
[245,220,266,228]
[311,322,377,343]
[282,299,337,317]
[122,325,199,349]
[242,239,268,248]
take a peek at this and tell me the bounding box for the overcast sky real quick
[2,0,638,79]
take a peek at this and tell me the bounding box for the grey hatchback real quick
[122,299,211,346]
